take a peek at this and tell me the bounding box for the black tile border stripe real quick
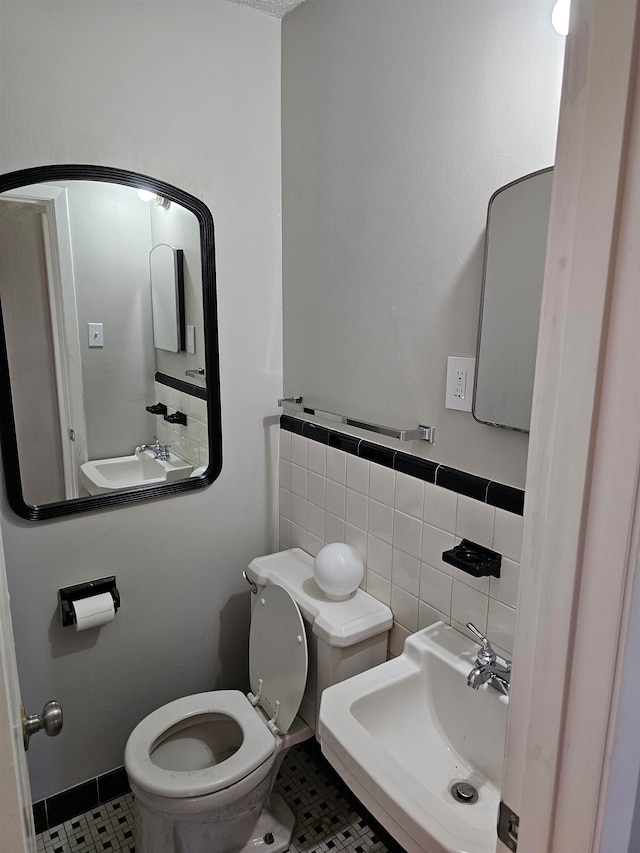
[33,765,130,832]
[281,415,525,516]
[395,452,438,483]
[155,371,208,401]
[487,481,525,515]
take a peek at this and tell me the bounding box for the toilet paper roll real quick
[72,592,115,631]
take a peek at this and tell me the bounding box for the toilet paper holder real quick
[58,576,121,627]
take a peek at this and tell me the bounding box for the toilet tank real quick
[246,548,392,735]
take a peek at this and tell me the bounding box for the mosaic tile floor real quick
[36,794,135,853]
[36,742,405,853]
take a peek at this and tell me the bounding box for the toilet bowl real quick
[126,692,312,853]
[124,548,393,853]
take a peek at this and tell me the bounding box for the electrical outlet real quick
[445,356,475,411]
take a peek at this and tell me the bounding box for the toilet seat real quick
[249,583,308,733]
[125,586,308,799]
[124,690,277,798]
[125,584,309,802]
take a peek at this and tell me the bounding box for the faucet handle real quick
[466,622,496,664]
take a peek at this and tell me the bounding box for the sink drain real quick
[450,781,479,804]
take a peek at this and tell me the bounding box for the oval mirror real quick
[0,165,222,520]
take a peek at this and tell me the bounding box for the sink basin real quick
[80,450,193,495]
[318,621,508,853]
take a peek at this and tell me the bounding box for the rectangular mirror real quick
[473,167,553,433]
[150,243,185,353]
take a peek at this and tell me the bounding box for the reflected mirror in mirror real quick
[150,243,185,353]
[473,167,553,433]
[0,165,221,520]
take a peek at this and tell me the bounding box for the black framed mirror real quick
[0,164,222,520]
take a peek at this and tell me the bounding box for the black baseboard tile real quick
[33,765,131,833]
[97,766,131,803]
[45,778,99,829]
[32,799,47,834]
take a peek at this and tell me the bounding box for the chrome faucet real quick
[466,622,511,696]
[135,437,171,461]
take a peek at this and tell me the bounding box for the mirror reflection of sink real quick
[80,450,193,495]
[318,621,508,853]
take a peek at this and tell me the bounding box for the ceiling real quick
[225,0,306,17]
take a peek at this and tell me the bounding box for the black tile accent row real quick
[33,765,130,833]
[281,415,525,516]
[155,370,208,401]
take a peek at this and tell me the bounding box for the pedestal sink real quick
[80,449,193,495]
[318,621,508,853]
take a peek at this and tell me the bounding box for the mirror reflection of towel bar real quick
[278,396,435,443]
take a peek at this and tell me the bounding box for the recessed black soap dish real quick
[442,539,501,579]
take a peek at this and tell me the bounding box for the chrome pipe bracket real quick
[243,570,258,595]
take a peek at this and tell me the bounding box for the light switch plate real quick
[445,356,475,411]
[186,324,196,354]
[88,323,104,348]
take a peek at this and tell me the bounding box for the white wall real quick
[281,0,565,489]
[0,0,282,802]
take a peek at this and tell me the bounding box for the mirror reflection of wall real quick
[0,178,210,510]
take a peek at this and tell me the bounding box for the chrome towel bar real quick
[278,396,435,443]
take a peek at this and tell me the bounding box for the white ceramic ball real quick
[314,543,364,600]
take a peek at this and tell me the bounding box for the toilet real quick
[124,548,392,853]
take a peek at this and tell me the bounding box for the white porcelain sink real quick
[80,450,193,495]
[318,621,508,853]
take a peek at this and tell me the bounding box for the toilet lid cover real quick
[249,584,308,733]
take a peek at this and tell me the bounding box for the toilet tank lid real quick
[247,549,392,648]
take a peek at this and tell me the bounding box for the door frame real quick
[0,520,34,852]
[3,185,86,498]
[500,1,640,850]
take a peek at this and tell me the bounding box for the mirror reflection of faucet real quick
[136,437,171,461]
[466,622,511,696]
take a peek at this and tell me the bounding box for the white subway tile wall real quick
[153,381,208,469]
[279,431,522,660]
